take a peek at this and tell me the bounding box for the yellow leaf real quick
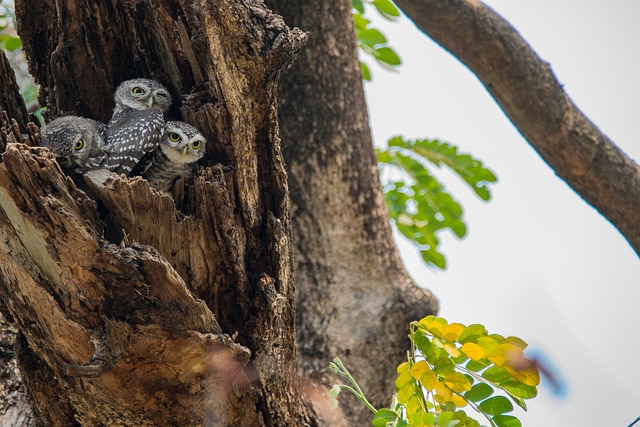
[451,394,468,407]
[395,370,413,389]
[506,336,528,350]
[430,318,448,337]
[420,370,439,390]
[410,360,431,380]
[397,362,410,374]
[477,336,498,352]
[461,342,485,361]
[406,394,423,414]
[442,323,465,341]
[443,372,472,393]
[397,383,415,405]
[444,343,461,358]
[505,357,540,386]
[433,382,452,401]
[419,315,437,328]
[486,343,522,367]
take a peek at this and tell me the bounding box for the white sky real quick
[364,1,640,426]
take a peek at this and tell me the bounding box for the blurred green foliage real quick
[378,138,497,269]
[0,0,39,110]
[0,0,21,52]
[352,1,498,270]
[352,0,402,81]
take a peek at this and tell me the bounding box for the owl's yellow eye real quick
[168,132,181,142]
[132,86,145,94]
[192,140,201,150]
[74,139,84,150]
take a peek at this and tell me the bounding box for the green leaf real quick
[459,324,488,343]
[464,383,493,402]
[390,137,497,201]
[465,360,486,372]
[372,0,401,19]
[352,0,365,13]
[437,411,454,426]
[505,336,528,350]
[361,61,371,81]
[433,357,455,376]
[373,409,398,427]
[421,248,446,269]
[328,385,341,409]
[358,28,387,47]
[352,13,370,31]
[407,402,431,425]
[1,34,21,51]
[478,396,513,416]
[482,366,511,384]
[506,394,527,412]
[374,46,401,66]
[376,149,393,164]
[501,381,537,399]
[492,415,522,427]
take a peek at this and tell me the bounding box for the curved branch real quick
[394,0,640,256]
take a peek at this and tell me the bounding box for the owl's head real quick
[159,121,206,164]
[113,78,171,113]
[42,116,106,174]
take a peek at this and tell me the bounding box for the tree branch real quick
[394,0,640,256]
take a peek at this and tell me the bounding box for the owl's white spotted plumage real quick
[134,121,206,194]
[105,79,171,176]
[41,116,108,175]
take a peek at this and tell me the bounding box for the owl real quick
[109,78,171,124]
[134,121,206,194]
[105,79,171,176]
[41,116,108,175]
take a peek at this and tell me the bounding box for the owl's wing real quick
[81,120,110,172]
[105,109,164,176]
[129,150,155,178]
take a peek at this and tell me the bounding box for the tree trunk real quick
[394,0,640,256]
[266,0,438,423]
[0,0,317,425]
[0,49,38,427]
[0,314,36,427]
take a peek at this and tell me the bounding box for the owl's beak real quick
[180,147,188,157]
[56,156,70,167]
[146,97,154,108]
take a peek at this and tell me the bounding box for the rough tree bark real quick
[394,0,640,256]
[0,0,318,425]
[0,49,36,427]
[266,0,438,422]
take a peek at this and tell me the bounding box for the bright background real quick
[365,1,640,426]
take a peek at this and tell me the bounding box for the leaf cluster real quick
[377,316,539,427]
[330,316,539,427]
[377,137,497,269]
[352,0,402,81]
